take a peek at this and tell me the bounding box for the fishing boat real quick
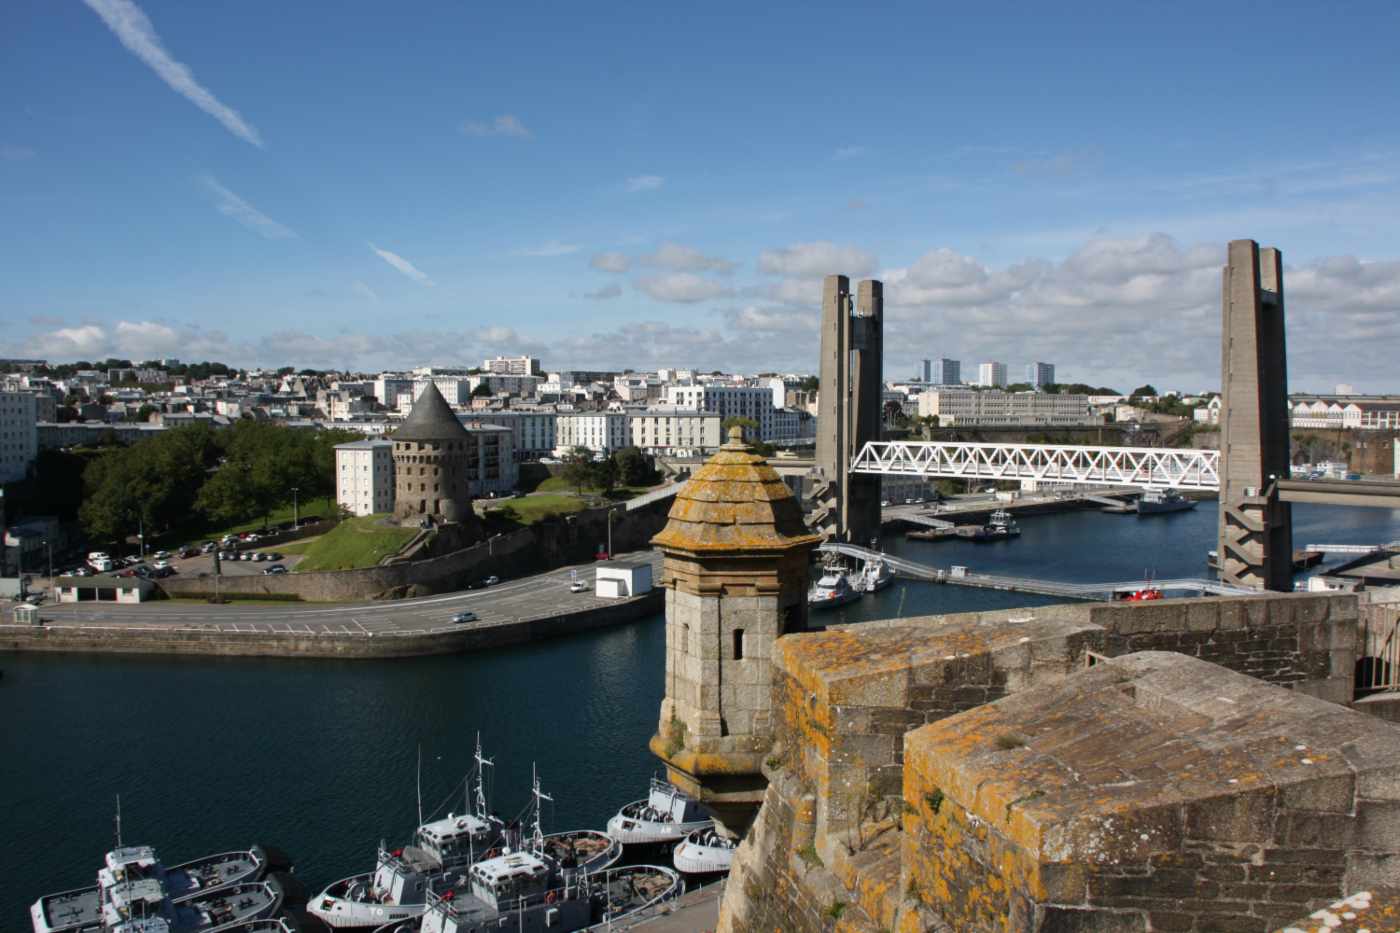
[987,509,1021,537]
[606,777,714,848]
[672,828,737,875]
[309,739,506,929]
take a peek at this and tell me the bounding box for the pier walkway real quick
[818,543,1258,601]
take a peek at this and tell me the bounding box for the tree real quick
[79,423,220,544]
[612,447,658,487]
[590,457,619,495]
[1129,384,1159,399]
[722,416,760,441]
[797,375,819,393]
[561,446,595,495]
[471,382,493,398]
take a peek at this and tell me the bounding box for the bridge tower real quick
[812,275,883,544]
[1218,239,1293,591]
[650,426,821,835]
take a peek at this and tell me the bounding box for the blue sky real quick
[3,0,1399,391]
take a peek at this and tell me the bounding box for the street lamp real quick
[138,515,146,559]
[42,538,52,584]
[291,486,300,529]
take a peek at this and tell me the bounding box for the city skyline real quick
[3,1,1399,392]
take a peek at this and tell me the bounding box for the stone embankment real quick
[0,589,662,659]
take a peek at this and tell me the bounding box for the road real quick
[13,550,664,638]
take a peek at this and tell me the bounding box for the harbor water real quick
[4,501,1399,925]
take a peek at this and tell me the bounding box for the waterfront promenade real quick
[0,550,663,658]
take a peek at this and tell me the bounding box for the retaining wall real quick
[159,497,674,602]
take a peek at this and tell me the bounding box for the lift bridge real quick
[849,441,1220,490]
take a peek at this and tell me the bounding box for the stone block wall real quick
[899,652,1400,932]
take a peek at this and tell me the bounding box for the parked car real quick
[482,575,499,586]
[117,568,139,578]
[451,610,478,624]
[70,567,93,577]
[266,552,282,561]
[263,564,287,575]
[151,566,175,579]
[122,555,143,567]
[239,552,254,561]
[253,552,268,562]
[201,541,217,553]
[152,560,171,570]
[218,551,237,561]
[570,580,589,593]
[153,550,171,560]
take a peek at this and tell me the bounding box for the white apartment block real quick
[374,375,415,409]
[335,439,395,517]
[918,389,1097,427]
[460,423,518,496]
[1291,398,1400,431]
[415,377,472,406]
[474,410,557,458]
[0,391,38,483]
[628,409,722,456]
[483,355,542,376]
[662,384,776,441]
[976,362,1008,388]
[555,412,630,457]
[468,374,544,398]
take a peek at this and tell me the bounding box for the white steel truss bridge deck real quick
[849,441,1221,491]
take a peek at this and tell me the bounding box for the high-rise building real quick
[0,391,38,484]
[929,358,960,385]
[977,362,1007,388]
[1026,362,1055,388]
[483,355,543,376]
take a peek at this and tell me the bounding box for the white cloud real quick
[352,280,379,301]
[30,324,110,358]
[635,273,733,303]
[582,283,622,301]
[591,251,630,273]
[758,241,877,279]
[81,0,263,147]
[202,176,296,239]
[517,241,581,257]
[369,242,434,286]
[461,115,532,138]
[624,175,664,193]
[640,242,735,273]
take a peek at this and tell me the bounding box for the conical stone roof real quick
[392,382,469,441]
[652,426,822,555]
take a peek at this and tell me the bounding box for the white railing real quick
[850,441,1220,490]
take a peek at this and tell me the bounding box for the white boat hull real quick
[672,839,735,874]
[309,873,429,930]
[606,814,713,846]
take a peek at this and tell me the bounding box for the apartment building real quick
[335,439,395,516]
[0,391,38,483]
[628,409,722,456]
[662,384,775,441]
[918,389,1097,426]
[555,412,630,456]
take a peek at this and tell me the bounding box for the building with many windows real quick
[0,391,39,483]
[555,412,630,457]
[918,389,1097,426]
[1025,361,1056,388]
[976,362,1008,388]
[335,439,395,516]
[460,422,518,496]
[471,410,557,459]
[662,384,775,441]
[483,355,543,376]
[628,409,722,456]
[924,358,961,385]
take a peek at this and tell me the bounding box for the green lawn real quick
[534,476,658,498]
[487,494,587,525]
[290,514,419,571]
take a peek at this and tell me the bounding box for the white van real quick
[87,551,110,562]
[89,557,114,573]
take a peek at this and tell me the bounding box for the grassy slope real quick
[290,514,418,571]
[493,494,587,524]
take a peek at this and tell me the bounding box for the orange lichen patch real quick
[651,427,821,556]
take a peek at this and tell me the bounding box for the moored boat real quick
[853,557,895,593]
[672,828,736,875]
[807,565,860,609]
[1136,488,1196,515]
[606,777,713,847]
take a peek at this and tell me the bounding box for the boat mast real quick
[529,764,552,854]
[473,732,493,819]
[416,744,423,828]
[114,794,122,849]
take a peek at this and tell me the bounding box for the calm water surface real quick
[4,501,1399,924]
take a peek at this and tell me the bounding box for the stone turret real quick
[391,383,477,527]
[649,426,821,833]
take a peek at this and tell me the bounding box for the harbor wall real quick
[0,589,662,659]
[158,498,674,603]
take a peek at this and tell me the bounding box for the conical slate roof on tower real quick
[391,382,469,442]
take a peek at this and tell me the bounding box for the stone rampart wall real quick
[160,498,673,602]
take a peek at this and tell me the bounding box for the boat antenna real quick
[529,764,552,854]
[473,732,493,819]
[417,744,423,828]
[114,794,122,849]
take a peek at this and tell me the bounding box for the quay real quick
[819,542,1257,601]
[0,551,663,659]
[880,486,1149,530]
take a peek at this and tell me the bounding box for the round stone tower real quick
[391,382,474,525]
[649,426,821,833]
